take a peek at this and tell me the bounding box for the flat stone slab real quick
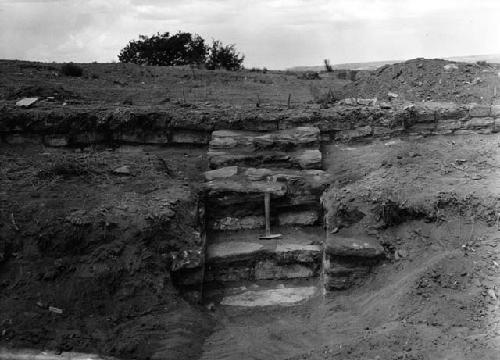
[210,127,320,152]
[204,167,331,227]
[254,261,315,280]
[276,243,321,253]
[15,97,38,107]
[0,348,111,360]
[208,149,322,170]
[207,241,264,262]
[220,286,317,306]
[204,166,238,181]
[326,235,384,258]
[208,127,322,170]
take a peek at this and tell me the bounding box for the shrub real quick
[206,40,244,71]
[61,63,83,77]
[118,32,207,66]
[324,59,333,72]
[118,31,244,71]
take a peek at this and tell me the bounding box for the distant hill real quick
[289,54,500,71]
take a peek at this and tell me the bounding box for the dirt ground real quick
[1,59,500,360]
[1,58,499,109]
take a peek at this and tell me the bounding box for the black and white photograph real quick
[0,0,500,359]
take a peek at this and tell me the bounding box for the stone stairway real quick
[202,127,330,306]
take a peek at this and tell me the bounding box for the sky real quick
[0,0,499,69]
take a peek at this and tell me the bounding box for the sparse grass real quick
[0,60,351,106]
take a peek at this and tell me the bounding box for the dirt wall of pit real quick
[1,102,500,148]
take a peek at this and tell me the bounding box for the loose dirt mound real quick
[342,58,500,104]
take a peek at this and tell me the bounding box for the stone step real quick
[204,167,331,230]
[204,278,320,307]
[205,227,324,283]
[208,149,322,170]
[323,234,385,291]
[208,127,321,170]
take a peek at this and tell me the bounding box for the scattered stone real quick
[487,289,497,300]
[394,249,408,260]
[387,92,399,100]
[326,235,384,258]
[204,166,238,181]
[113,166,131,175]
[207,241,264,262]
[443,64,459,71]
[245,168,273,181]
[48,306,63,314]
[278,210,319,226]
[220,286,316,306]
[255,261,314,280]
[16,97,38,107]
[379,102,392,109]
[211,216,265,231]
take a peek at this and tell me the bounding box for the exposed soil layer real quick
[0,144,212,360]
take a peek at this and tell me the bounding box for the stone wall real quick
[1,102,499,147]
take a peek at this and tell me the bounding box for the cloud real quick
[0,0,499,68]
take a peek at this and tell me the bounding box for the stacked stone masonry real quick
[1,102,500,147]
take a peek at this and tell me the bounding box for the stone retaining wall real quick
[1,102,499,147]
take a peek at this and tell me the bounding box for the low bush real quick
[61,63,83,77]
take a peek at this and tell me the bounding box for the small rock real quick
[387,92,399,100]
[487,289,497,300]
[408,151,418,157]
[395,249,408,259]
[471,174,481,180]
[113,166,131,175]
[48,306,63,314]
[444,64,459,71]
[16,97,38,107]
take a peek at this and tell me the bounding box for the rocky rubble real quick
[343,58,500,104]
